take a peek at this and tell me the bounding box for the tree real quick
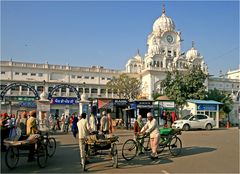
[152,92,162,100]
[205,88,233,117]
[106,74,142,100]
[161,66,207,112]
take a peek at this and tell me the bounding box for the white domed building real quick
[125,5,208,99]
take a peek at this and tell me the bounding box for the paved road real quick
[1,128,239,173]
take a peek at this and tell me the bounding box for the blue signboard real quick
[19,102,36,108]
[130,103,137,109]
[51,97,77,105]
[197,104,217,111]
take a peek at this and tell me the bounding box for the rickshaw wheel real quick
[37,143,48,168]
[111,143,118,168]
[46,137,56,157]
[5,146,19,169]
[169,136,182,156]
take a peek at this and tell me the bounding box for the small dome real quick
[186,42,200,61]
[127,58,135,64]
[134,54,142,61]
[186,47,200,60]
[152,6,175,32]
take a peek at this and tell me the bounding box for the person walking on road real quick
[89,113,97,132]
[100,111,109,134]
[140,112,160,160]
[107,113,114,134]
[134,115,144,154]
[77,113,91,171]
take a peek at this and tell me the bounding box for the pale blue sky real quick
[1,1,239,76]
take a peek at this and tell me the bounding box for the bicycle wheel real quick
[46,137,56,157]
[5,146,19,169]
[168,136,182,156]
[122,139,138,161]
[111,143,118,168]
[37,144,48,168]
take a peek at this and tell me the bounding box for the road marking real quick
[161,170,170,174]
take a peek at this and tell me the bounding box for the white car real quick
[172,114,216,131]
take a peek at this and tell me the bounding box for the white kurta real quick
[141,118,160,138]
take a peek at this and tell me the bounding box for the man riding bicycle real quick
[140,112,160,160]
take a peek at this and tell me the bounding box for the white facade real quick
[125,6,208,99]
[0,60,124,99]
[208,68,240,125]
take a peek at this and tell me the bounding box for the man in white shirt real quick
[77,113,91,171]
[100,111,109,134]
[141,112,160,159]
[89,113,97,132]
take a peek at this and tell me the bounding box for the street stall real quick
[183,100,222,128]
[153,96,176,127]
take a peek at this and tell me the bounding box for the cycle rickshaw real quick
[4,133,48,169]
[122,128,182,161]
[83,133,119,172]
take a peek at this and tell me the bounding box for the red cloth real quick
[171,112,176,122]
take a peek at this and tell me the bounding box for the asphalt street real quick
[1,127,239,173]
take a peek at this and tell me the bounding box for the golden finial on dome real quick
[192,41,195,48]
[162,3,166,14]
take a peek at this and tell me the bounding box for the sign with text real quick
[197,104,217,111]
[159,101,175,108]
[19,101,36,108]
[136,101,153,108]
[113,99,128,106]
[50,97,78,105]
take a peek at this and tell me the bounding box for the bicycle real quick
[157,128,182,156]
[122,128,182,161]
[122,133,151,161]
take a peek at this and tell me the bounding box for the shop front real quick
[1,96,36,114]
[153,98,176,127]
[112,99,128,119]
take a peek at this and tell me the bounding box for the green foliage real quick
[161,66,207,109]
[152,92,162,100]
[106,74,142,100]
[204,88,225,102]
[206,88,233,114]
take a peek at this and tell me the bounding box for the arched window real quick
[156,61,159,67]
[160,61,163,68]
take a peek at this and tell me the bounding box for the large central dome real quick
[152,6,175,32]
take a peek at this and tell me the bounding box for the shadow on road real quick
[180,146,216,157]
